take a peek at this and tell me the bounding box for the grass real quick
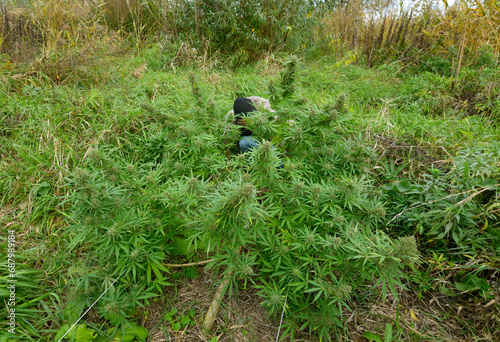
[1,38,500,341]
[3,56,497,207]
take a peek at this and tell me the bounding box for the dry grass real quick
[420,0,500,75]
[348,272,500,342]
[2,0,498,73]
[142,269,305,342]
[132,266,499,341]
[168,41,220,70]
[0,6,41,62]
[318,0,499,69]
[105,0,138,28]
[0,0,128,84]
[317,3,430,67]
[372,133,454,175]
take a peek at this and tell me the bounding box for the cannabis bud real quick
[202,156,212,166]
[188,177,198,190]
[335,283,352,299]
[259,141,273,153]
[109,165,120,174]
[237,154,246,164]
[174,162,184,171]
[130,249,140,261]
[84,215,94,225]
[393,236,420,260]
[312,185,322,196]
[87,147,100,162]
[325,147,335,156]
[278,244,290,255]
[347,225,358,238]
[295,97,308,106]
[305,233,315,244]
[309,109,317,119]
[126,164,136,173]
[335,93,347,114]
[293,181,306,194]
[90,198,101,210]
[333,215,345,224]
[238,183,257,201]
[241,265,254,277]
[146,171,155,184]
[104,302,119,314]
[329,109,339,121]
[268,293,282,306]
[107,225,119,238]
[242,172,252,182]
[74,167,89,185]
[375,206,386,217]
[330,236,343,249]
[255,115,266,125]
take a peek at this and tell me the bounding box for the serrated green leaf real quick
[362,331,382,342]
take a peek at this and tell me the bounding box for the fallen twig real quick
[165,259,215,268]
[203,270,233,331]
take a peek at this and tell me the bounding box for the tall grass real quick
[316,0,499,69]
[1,0,330,66]
[0,0,123,85]
[422,0,500,74]
[1,0,498,69]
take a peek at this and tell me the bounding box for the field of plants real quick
[1,0,499,341]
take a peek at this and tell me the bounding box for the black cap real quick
[233,97,256,118]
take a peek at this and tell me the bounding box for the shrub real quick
[55,89,422,340]
[384,141,500,254]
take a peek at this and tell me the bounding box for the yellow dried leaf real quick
[410,309,419,321]
[482,219,488,231]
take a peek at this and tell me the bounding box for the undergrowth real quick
[1,0,500,337]
[0,50,499,341]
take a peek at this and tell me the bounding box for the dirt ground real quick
[142,267,500,342]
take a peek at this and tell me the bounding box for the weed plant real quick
[46,84,425,340]
[1,47,499,340]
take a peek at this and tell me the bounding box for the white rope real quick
[275,294,288,342]
[58,269,126,342]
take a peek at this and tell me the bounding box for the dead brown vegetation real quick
[0,0,126,84]
[318,0,500,69]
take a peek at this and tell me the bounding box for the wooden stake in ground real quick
[203,270,233,331]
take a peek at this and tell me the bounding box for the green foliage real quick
[54,324,96,342]
[163,307,196,331]
[397,65,500,119]
[105,323,148,342]
[452,67,500,117]
[421,55,453,77]
[363,323,397,342]
[1,46,499,341]
[194,1,321,59]
[0,263,52,339]
[269,56,298,102]
[53,83,421,339]
[475,45,497,69]
[398,71,454,116]
[121,0,335,65]
[384,142,500,253]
